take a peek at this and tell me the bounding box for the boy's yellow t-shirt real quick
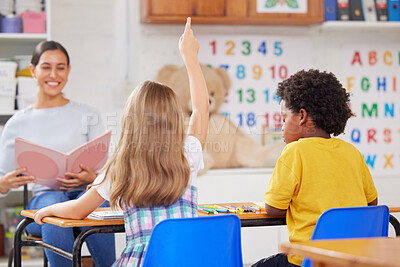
[265,137,378,266]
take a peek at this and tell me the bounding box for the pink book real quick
[14,130,111,191]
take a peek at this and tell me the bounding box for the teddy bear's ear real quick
[215,68,231,93]
[156,64,179,85]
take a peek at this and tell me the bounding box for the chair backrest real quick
[302,205,389,267]
[141,215,243,267]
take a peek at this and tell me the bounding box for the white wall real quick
[48,0,400,265]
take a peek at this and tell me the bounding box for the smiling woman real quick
[0,41,116,267]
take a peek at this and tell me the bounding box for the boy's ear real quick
[299,108,308,125]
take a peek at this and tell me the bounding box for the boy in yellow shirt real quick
[253,69,378,267]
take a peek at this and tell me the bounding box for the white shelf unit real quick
[0,1,51,259]
[0,0,51,117]
[0,0,51,56]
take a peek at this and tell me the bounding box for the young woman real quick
[0,40,115,266]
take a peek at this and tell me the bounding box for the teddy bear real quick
[156,64,284,173]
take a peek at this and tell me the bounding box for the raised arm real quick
[179,17,209,149]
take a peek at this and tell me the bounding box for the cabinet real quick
[140,0,324,26]
[0,0,51,117]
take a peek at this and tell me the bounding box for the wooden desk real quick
[15,203,286,267]
[19,202,286,228]
[15,204,400,267]
[280,237,400,267]
[15,209,126,267]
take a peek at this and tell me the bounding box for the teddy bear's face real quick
[203,68,227,114]
[156,64,231,115]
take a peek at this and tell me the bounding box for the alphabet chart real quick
[197,35,312,140]
[341,44,400,176]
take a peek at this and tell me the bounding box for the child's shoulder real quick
[284,137,360,154]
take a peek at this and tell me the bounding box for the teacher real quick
[0,40,115,266]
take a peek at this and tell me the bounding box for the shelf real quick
[0,33,47,40]
[321,21,400,30]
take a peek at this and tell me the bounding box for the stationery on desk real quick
[14,130,111,191]
[198,202,265,215]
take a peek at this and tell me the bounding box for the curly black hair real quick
[276,69,354,136]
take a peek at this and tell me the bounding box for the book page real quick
[14,130,112,191]
[66,130,111,173]
[14,138,67,190]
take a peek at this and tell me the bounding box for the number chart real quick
[197,35,312,140]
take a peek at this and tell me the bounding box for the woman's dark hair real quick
[31,40,70,66]
[276,69,354,136]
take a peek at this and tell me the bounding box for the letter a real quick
[351,51,362,66]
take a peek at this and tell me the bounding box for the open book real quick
[89,210,124,220]
[14,130,111,191]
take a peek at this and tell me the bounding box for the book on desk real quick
[88,210,124,220]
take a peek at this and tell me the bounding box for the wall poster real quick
[197,35,312,144]
[340,44,400,176]
[256,0,308,13]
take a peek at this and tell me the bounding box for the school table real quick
[14,204,400,267]
[280,237,400,267]
[14,203,284,267]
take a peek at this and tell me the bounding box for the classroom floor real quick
[0,256,43,267]
[0,255,96,267]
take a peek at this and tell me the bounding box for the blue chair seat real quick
[301,205,389,267]
[142,215,243,267]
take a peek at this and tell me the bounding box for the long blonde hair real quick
[103,81,190,209]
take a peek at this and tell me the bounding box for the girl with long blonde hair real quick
[33,17,209,266]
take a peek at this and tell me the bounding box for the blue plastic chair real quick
[142,215,243,267]
[301,205,390,267]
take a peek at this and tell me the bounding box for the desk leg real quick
[390,214,400,236]
[72,225,125,267]
[14,218,34,267]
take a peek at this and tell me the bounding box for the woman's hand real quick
[0,168,35,194]
[33,206,53,225]
[57,164,97,191]
[179,17,199,64]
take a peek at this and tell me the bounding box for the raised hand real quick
[179,17,199,64]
